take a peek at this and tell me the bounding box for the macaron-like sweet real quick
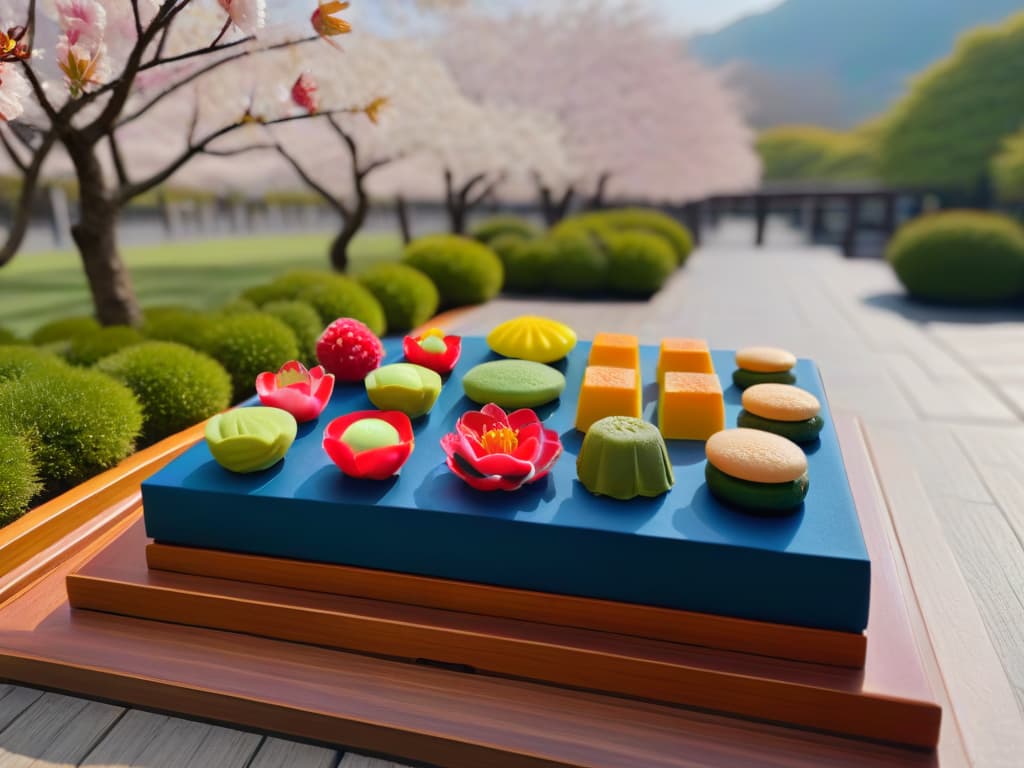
[705,428,808,514]
[577,416,675,500]
[205,406,297,473]
[487,316,577,363]
[364,363,442,418]
[462,359,566,409]
[732,346,797,390]
[738,383,823,443]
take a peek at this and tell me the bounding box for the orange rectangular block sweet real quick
[657,338,714,381]
[575,365,641,432]
[588,333,640,370]
[658,372,724,441]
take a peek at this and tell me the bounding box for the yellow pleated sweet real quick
[487,316,578,363]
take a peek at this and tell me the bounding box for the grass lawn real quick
[0,231,403,337]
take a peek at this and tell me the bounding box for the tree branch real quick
[458,172,487,203]
[0,127,29,174]
[357,156,392,180]
[118,36,318,128]
[468,172,506,209]
[275,143,348,218]
[107,130,129,186]
[207,17,233,50]
[131,0,144,38]
[18,60,59,124]
[326,114,358,160]
[140,33,253,72]
[0,129,57,268]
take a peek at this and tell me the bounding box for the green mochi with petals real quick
[364,363,442,418]
[577,416,674,500]
[341,418,401,452]
[205,407,297,473]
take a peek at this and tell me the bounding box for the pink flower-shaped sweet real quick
[441,403,562,492]
[255,360,334,423]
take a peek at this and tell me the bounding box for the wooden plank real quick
[882,354,1017,423]
[340,756,408,768]
[249,737,337,768]
[80,708,261,767]
[951,426,1024,553]
[864,422,1024,767]
[145,541,867,668]
[0,692,122,768]
[0,687,44,734]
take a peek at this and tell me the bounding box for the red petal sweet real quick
[255,361,335,423]
[316,318,385,382]
[441,403,562,492]
[403,330,461,375]
[323,410,414,480]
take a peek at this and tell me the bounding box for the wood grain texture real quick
[70,519,936,747]
[0,692,122,767]
[249,737,338,768]
[145,541,866,668]
[0,687,44,735]
[0,418,955,768]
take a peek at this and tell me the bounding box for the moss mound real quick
[0,433,42,526]
[220,297,259,315]
[0,328,21,345]
[66,325,145,367]
[297,276,386,336]
[97,342,232,445]
[554,208,694,266]
[142,307,217,349]
[0,367,142,491]
[548,233,610,295]
[30,316,100,346]
[241,270,334,306]
[885,211,1024,303]
[471,215,539,245]
[499,238,557,294]
[0,345,70,383]
[605,232,677,297]
[199,313,300,402]
[260,301,323,364]
[357,264,440,333]
[403,235,504,307]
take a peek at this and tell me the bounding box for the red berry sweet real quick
[316,318,385,382]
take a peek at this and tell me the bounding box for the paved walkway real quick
[2,219,1022,767]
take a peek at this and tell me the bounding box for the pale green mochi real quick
[205,407,297,473]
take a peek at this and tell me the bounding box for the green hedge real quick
[0,367,142,491]
[0,345,70,383]
[142,307,217,349]
[0,433,41,525]
[296,277,386,336]
[605,232,677,297]
[199,313,300,402]
[66,325,145,367]
[403,235,504,307]
[241,270,330,306]
[471,215,539,245]
[547,233,609,295]
[30,316,100,345]
[886,211,1024,303]
[553,208,693,266]
[495,238,555,294]
[357,264,440,334]
[0,328,20,345]
[96,342,232,446]
[260,300,323,363]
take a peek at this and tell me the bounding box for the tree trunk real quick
[396,195,412,244]
[68,143,142,326]
[586,173,611,210]
[447,198,467,234]
[329,185,370,272]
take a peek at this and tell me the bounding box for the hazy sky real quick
[651,0,784,33]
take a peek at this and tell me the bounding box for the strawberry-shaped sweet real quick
[316,317,385,382]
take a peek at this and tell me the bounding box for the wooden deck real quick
[2,218,1022,767]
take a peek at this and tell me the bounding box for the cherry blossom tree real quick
[0,0,355,325]
[435,2,759,223]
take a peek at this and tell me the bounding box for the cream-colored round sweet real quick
[705,428,807,484]
[742,384,820,422]
[735,346,796,373]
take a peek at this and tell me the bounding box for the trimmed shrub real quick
[0,345,69,383]
[0,328,21,345]
[198,313,300,402]
[297,276,386,336]
[357,264,440,334]
[30,315,100,346]
[403,235,504,307]
[220,297,259,315]
[547,233,609,295]
[605,232,677,297]
[66,325,144,367]
[142,307,217,349]
[500,238,557,294]
[241,270,334,306]
[0,367,142,490]
[597,208,694,265]
[0,433,42,526]
[96,341,232,445]
[471,215,539,245]
[261,300,323,363]
[885,211,1024,303]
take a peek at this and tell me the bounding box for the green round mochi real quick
[365,363,442,418]
[341,418,401,452]
[462,359,566,409]
[205,407,297,473]
[732,368,797,390]
[705,463,808,515]
[737,410,824,444]
[577,416,674,500]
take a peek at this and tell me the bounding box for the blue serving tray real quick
[142,338,871,633]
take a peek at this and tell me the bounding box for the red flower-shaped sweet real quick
[441,403,562,492]
[255,361,335,423]
[403,328,461,375]
[323,410,414,480]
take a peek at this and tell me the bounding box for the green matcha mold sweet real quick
[205,407,297,473]
[576,416,675,500]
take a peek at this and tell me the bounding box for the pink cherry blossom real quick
[55,0,107,51]
[218,0,266,35]
[0,62,29,121]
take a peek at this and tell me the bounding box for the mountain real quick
[688,0,1023,128]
